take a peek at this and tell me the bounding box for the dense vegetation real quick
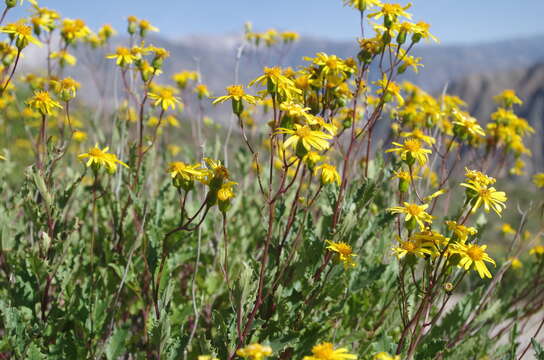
[0,1,543,359]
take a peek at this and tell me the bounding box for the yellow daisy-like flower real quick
[452,111,486,138]
[326,241,356,268]
[387,202,433,231]
[533,173,544,188]
[1,21,42,49]
[236,343,272,360]
[400,129,435,145]
[78,145,129,173]
[464,168,496,186]
[392,236,433,259]
[315,163,341,185]
[303,342,357,360]
[529,245,544,256]
[106,46,136,67]
[386,138,432,166]
[50,50,77,67]
[509,257,523,270]
[501,223,516,235]
[168,161,207,182]
[460,181,507,216]
[27,90,62,116]
[445,220,477,243]
[249,66,301,98]
[453,243,496,279]
[148,87,182,111]
[276,124,332,152]
[217,181,237,201]
[212,85,258,105]
[494,89,522,107]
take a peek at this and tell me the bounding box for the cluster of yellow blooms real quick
[244,22,299,47]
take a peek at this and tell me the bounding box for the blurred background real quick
[10,0,544,169]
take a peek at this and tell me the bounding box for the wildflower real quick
[98,24,116,40]
[1,21,42,49]
[217,181,237,212]
[453,243,496,279]
[302,151,322,169]
[315,163,341,185]
[194,84,210,99]
[148,87,182,111]
[494,89,522,108]
[368,3,412,28]
[198,356,219,360]
[373,352,400,360]
[501,223,516,235]
[392,236,433,259]
[386,138,432,166]
[326,241,356,268]
[452,112,486,138]
[445,220,477,243]
[509,257,523,270]
[388,202,433,231]
[172,70,198,89]
[27,91,62,115]
[529,245,544,256]
[212,85,258,115]
[78,145,129,173]
[400,129,435,145]
[464,168,496,186]
[106,46,136,67]
[533,173,544,188]
[343,0,382,11]
[50,50,77,67]
[139,19,159,36]
[393,169,419,192]
[460,181,507,216]
[303,342,357,360]
[249,66,301,99]
[236,343,272,360]
[168,161,207,189]
[60,18,91,43]
[276,124,332,155]
[375,74,404,105]
[51,77,80,101]
[72,130,87,142]
[308,53,353,82]
[412,21,439,43]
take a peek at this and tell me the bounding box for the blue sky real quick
[10,0,544,44]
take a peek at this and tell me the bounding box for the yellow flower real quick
[453,111,486,138]
[27,91,62,115]
[198,356,219,360]
[236,343,272,360]
[249,66,301,99]
[60,18,91,43]
[51,77,80,101]
[78,145,129,173]
[172,70,199,89]
[494,89,522,107]
[388,202,433,231]
[373,352,400,360]
[168,162,207,182]
[400,129,435,145]
[213,85,258,116]
[1,21,42,49]
[106,47,136,67]
[217,181,237,201]
[452,243,496,279]
[326,241,356,268]
[509,257,523,270]
[529,245,544,256]
[139,19,159,35]
[276,124,332,152]
[464,168,496,186]
[50,50,77,67]
[445,220,477,243]
[72,130,87,142]
[533,173,544,188]
[368,3,412,24]
[412,21,439,43]
[194,84,210,99]
[315,163,341,185]
[343,0,382,11]
[392,236,433,259]
[460,181,507,216]
[303,342,357,360]
[501,223,516,235]
[148,87,182,111]
[386,138,432,166]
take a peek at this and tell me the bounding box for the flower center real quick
[402,241,417,252]
[404,139,421,152]
[295,126,312,139]
[335,243,352,256]
[89,148,104,157]
[406,204,422,216]
[227,85,244,97]
[466,245,484,261]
